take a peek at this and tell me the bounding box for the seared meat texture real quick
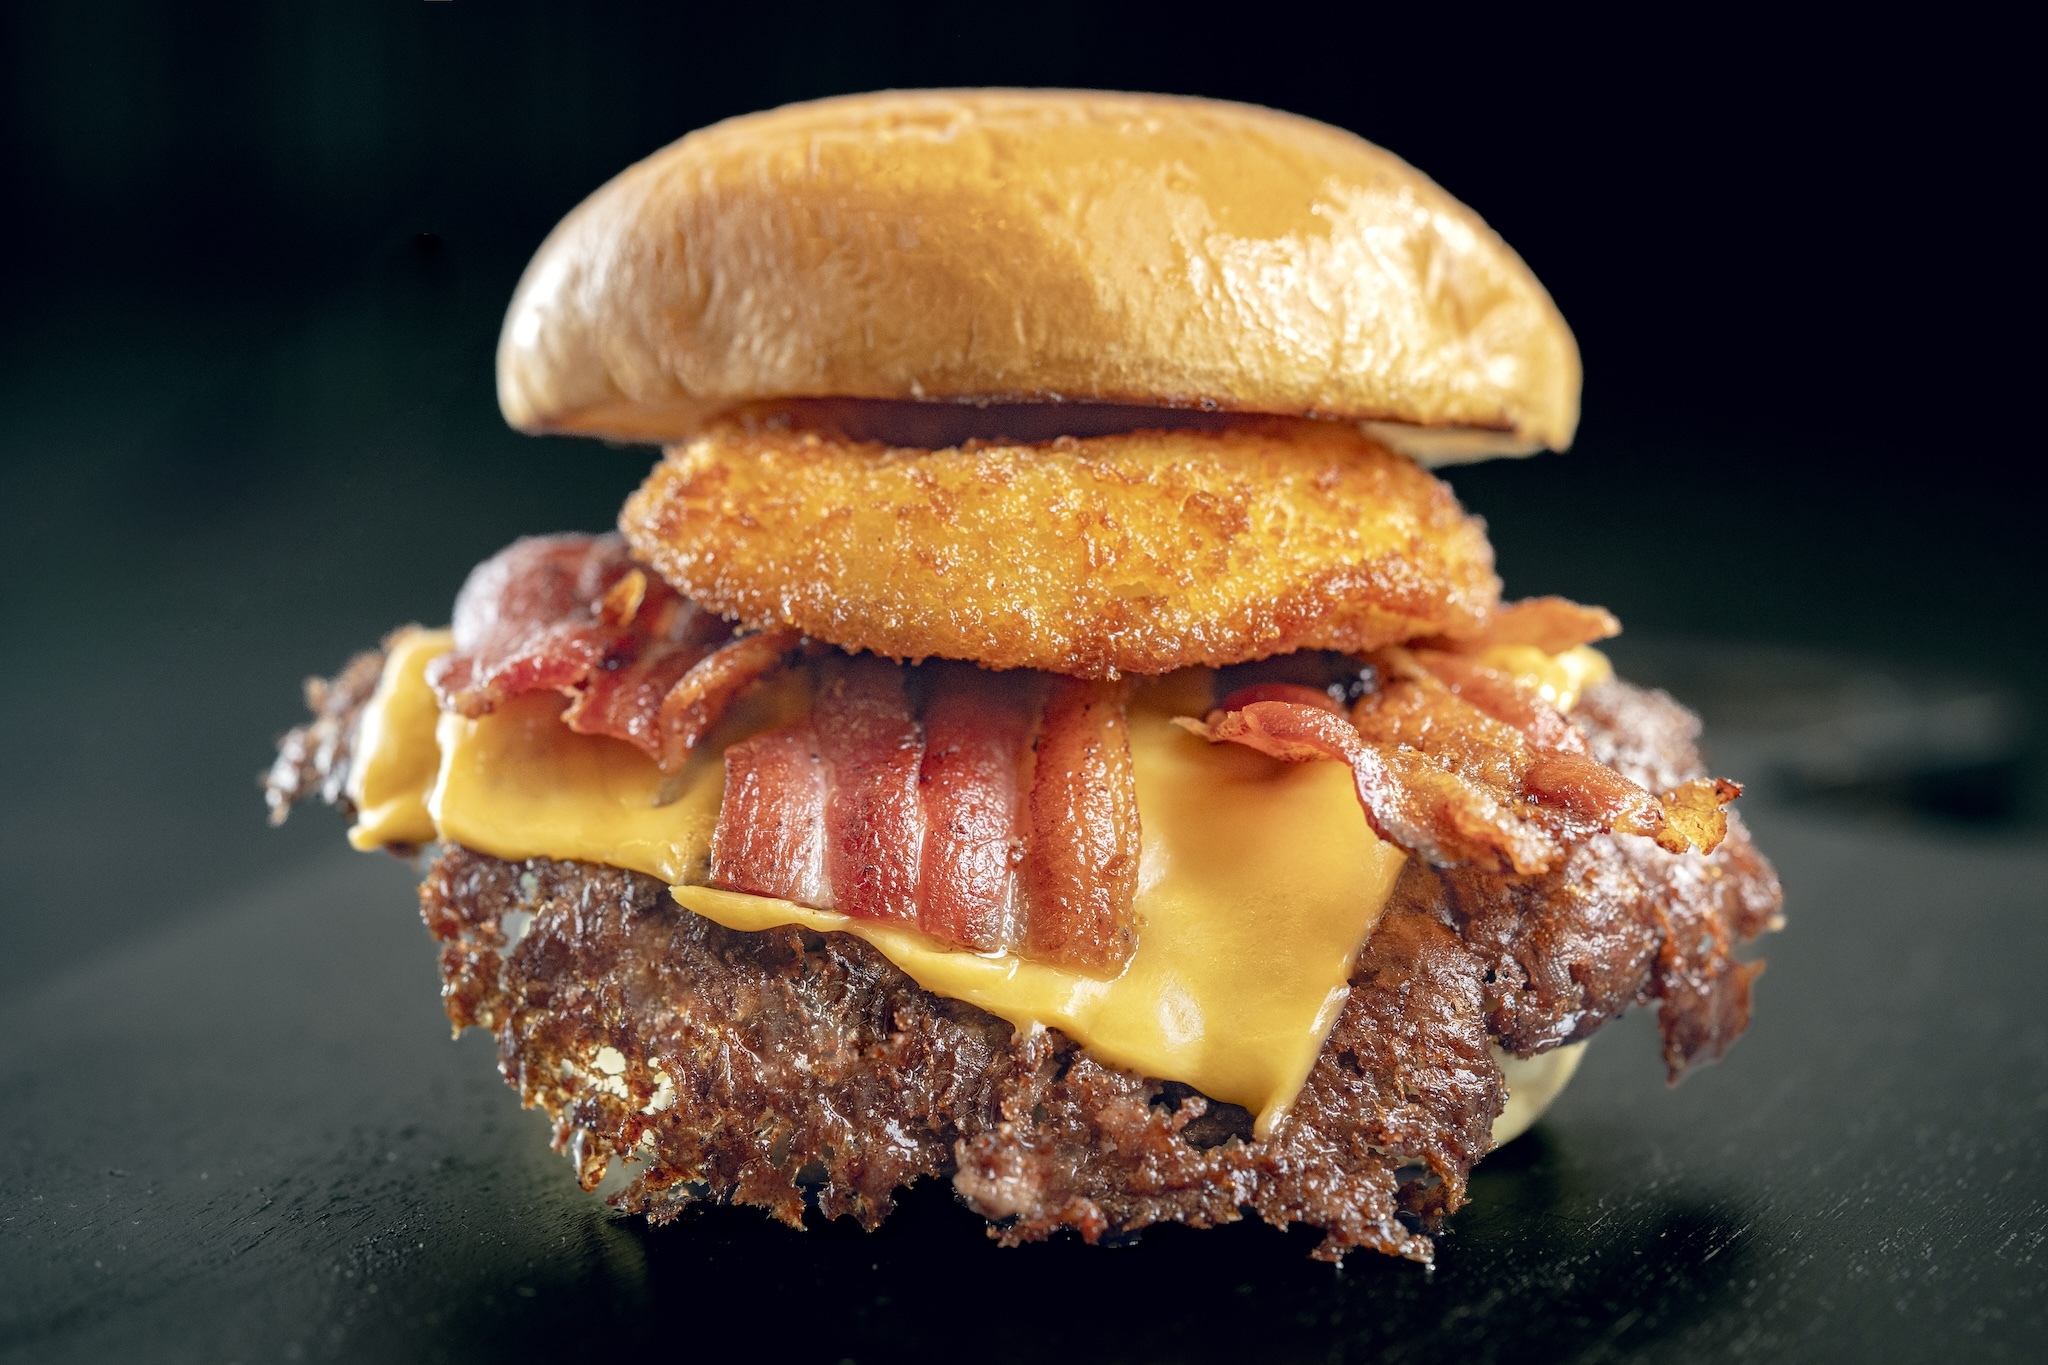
[263,644,384,826]
[409,679,1777,1263]
[270,645,1780,1262]
[422,846,1492,1262]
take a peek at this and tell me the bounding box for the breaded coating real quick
[618,420,1501,677]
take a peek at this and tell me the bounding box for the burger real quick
[266,90,1782,1263]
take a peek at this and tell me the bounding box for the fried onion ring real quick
[620,419,1501,677]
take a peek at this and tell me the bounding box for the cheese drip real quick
[345,627,453,849]
[346,627,1607,1135]
[676,673,1404,1136]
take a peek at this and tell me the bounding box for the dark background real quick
[2,4,2042,1362]
[2,1,2040,986]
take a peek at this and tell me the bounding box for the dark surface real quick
[5,786,2044,1363]
[2,5,2044,1360]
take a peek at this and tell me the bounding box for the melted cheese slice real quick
[1476,643,1612,712]
[426,670,809,884]
[345,626,454,850]
[348,633,1605,1135]
[677,677,1405,1136]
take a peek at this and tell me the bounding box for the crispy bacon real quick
[1213,681,1345,715]
[427,545,1705,965]
[707,660,1140,972]
[430,535,696,711]
[1359,649,1733,858]
[1437,595,1622,654]
[426,534,794,771]
[1024,679,1141,973]
[918,665,1037,952]
[709,727,828,906]
[815,656,927,924]
[1183,646,1736,875]
[1403,650,1585,752]
[657,627,805,762]
[1185,702,1560,874]
[559,635,706,763]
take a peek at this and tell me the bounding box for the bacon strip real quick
[814,656,927,925]
[707,660,1141,971]
[1024,679,1141,973]
[430,535,655,710]
[656,628,804,765]
[709,726,829,907]
[1184,702,1560,874]
[436,540,1146,966]
[1404,650,1584,752]
[561,638,704,762]
[1183,648,1737,874]
[426,534,792,772]
[1213,681,1345,716]
[1437,596,1622,654]
[917,665,1036,952]
[1358,651,1732,857]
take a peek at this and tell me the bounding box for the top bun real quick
[498,90,1580,462]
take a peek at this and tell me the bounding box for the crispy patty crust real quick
[396,680,1778,1262]
[618,420,1501,677]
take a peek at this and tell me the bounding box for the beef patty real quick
[273,664,1779,1262]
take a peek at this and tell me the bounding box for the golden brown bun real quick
[619,419,1500,676]
[499,90,1580,462]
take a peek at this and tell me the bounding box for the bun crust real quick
[499,90,1580,460]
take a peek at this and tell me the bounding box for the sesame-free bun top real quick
[498,90,1581,462]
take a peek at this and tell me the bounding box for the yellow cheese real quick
[427,671,810,884]
[677,683,1404,1135]
[1473,642,1613,712]
[346,640,1608,1134]
[345,626,454,850]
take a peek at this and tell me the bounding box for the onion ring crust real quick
[620,420,1500,676]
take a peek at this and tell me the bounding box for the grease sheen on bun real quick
[498,90,1580,461]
